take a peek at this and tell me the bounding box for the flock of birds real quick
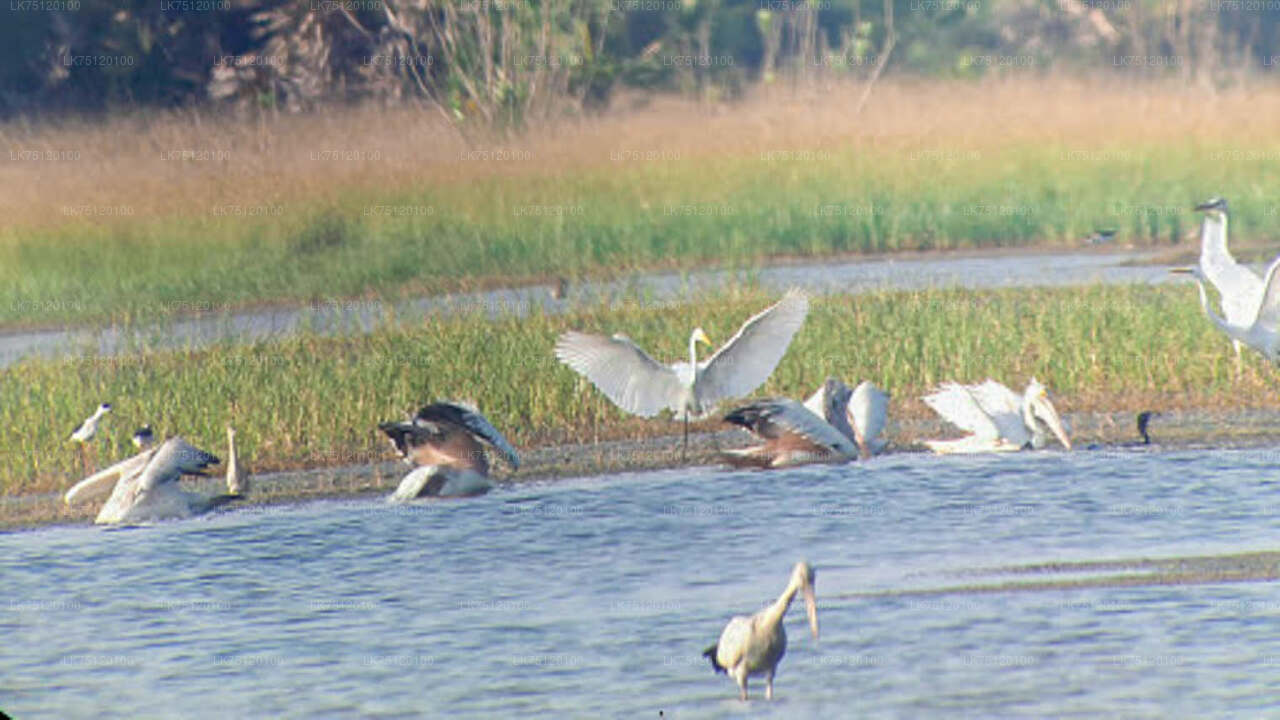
[52,196,1263,700]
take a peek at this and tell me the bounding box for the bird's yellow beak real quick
[694,329,713,347]
[1169,267,1194,275]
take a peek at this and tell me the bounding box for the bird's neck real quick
[687,333,701,369]
[761,576,800,629]
[226,434,239,481]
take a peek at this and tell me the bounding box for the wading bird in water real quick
[922,378,1071,454]
[704,560,819,701]
[379,402,520,501]
[554,289,809,458]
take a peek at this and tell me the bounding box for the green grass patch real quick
[0,283,1267,495]
[5,140,1280,328]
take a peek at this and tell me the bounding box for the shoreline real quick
[6,407,1279,533]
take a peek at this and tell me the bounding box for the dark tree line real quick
[5,0,1280,122]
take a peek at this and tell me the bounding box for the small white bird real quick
[922,378,1071,454]
[704,560,819,701]
[69,403,112,443]
[63,436,243,525]
[379,402,520,501]
[1172,260,1280,364]
[1195,196,1265,366]
[554,289,809,455]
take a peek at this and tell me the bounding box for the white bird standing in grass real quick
[1172,259,1280,364]
[69,402,112,443]
[379,402,520,501]
[704,560,819,701]
[554,289,809,456]
[922,378,1071,454]
[1194,196,1264,368]
[63,434,245,525]
[69,402,112,471]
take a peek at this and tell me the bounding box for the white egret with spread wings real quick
[704,560,819,701]
[554,289,809,456]
[922,378,1071,454]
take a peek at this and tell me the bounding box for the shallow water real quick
[0,250,1172,368]
[6,446,1280,717]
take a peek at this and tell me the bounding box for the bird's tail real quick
[702,643,726,674]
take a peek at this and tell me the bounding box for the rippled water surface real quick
[6,447,1280,718]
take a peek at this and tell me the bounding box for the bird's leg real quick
[682,412,689,462]
[1235,342,1244,379]
[765,670,774,701]
[738,674,749,702]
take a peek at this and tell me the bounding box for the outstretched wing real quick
[697,290,809,407]
[419,402,521,470]
[1251,253,1280,331]
[137,437,220,493]
[922,383,1002,440]
[802,377,856,443]
[554,331,685,417]
[63,450,154,505]
[849,381,889,456]
[967,380,1031,446]
[724,398,858,457]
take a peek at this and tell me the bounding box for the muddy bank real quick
[3,407,1278,532]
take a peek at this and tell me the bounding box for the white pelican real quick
[1195,196,1264,364]
[63,436,244,525]
[1172,260,1280,364]
[379,402,520,501]
[554,289,809,455]
[720,383,858,469]
[69,402,112,443]
[704,560,818,701]
[922,378,1071,454]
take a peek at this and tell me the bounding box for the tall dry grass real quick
[5,75,1280,327]
[6,76,1280,230]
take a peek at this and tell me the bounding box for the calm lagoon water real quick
[5,446,1280,718]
